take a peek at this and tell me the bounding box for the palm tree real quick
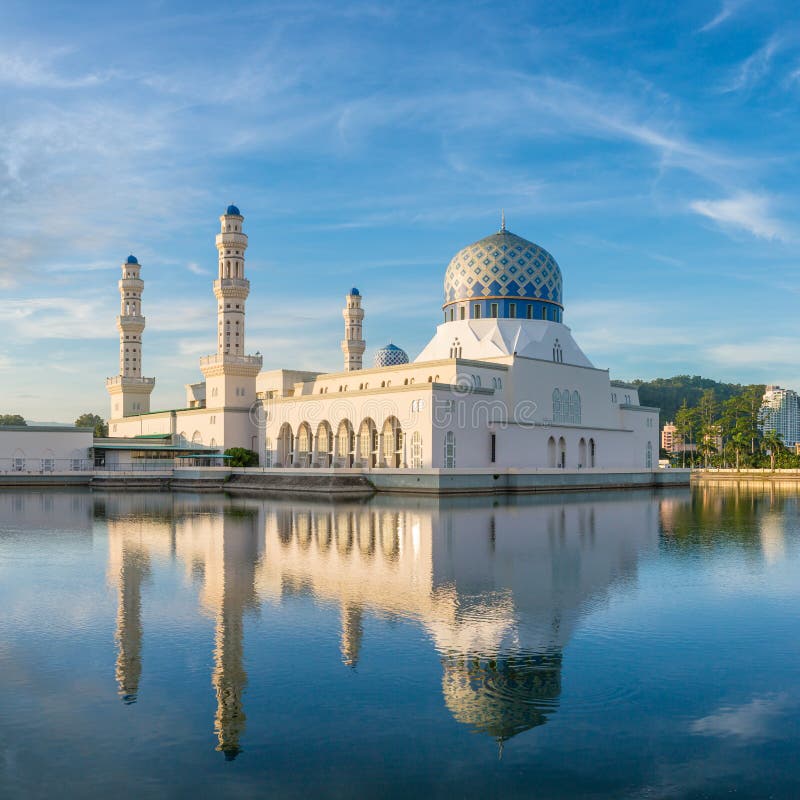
[762,430,784,471]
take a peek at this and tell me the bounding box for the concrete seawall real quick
[693,469,800,486]
[0,467,689,496]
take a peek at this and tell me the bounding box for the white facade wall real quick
[0,427,94,472]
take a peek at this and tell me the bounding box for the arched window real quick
[562,389,571,422]
[336,420,354,467]
[547,436,556,468]
[12,449,25,472]
[411,432,422,468]
[572,391,581,424]
[297,423,312,467]
[646,441,653,468]
[589,438,596,467]
[552,389,562,423]
[558,436,566,468]
[192,431,202,444]
[579,438,586,468]
[316,422,333,467]
[444,431,456,468]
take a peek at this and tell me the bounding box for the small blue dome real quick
[350,287,360,296]
[126,255,138,264]
[374,343,409,368]
[226,204,241,216]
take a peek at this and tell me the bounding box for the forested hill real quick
[628,376,765,423]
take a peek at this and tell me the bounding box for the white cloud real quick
[692,694,790,739]
[722,36,782,93]
[0,49,108,89]
[704,337,800,369]
[699,0,749,33]
[690,192,786,240]
[186,262,210,276]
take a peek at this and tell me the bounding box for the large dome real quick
[443,228,563,323]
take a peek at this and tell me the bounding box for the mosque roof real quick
[226,204,241,216]
[444,228,563,307]
[126,255,138,264]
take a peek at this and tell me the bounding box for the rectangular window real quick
[509,303,516,318]
[449,308,454,321]
[474,304,481,319]
[542,307,547,320]
[490,303,498,318]
[460,306,465,320]
[527,305,533,319]
[490,433,496,463]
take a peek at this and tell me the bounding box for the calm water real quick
[1,487,799,799]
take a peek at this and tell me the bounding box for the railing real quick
[105,375,156,386]
[0,458,93,474]
[213,278,250,289]
[199,353,263,368]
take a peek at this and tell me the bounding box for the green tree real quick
[75,413,108,438]
[224,447,259,467]
[762,430,784,471]
[674,400,696,468]
[0,414,26,426]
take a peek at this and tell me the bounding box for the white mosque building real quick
[107,206,658,472]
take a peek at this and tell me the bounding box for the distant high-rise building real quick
[661,421,697,454]
[759,385,800,446]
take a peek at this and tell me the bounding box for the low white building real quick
[0,426,93,473]
[108,208,659,472]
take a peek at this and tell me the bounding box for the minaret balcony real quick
[214,278,250,290]
[200,353,263,369]
[215,232,248,248]
[105,376,156,388]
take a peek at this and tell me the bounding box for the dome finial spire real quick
[501,209,506,232]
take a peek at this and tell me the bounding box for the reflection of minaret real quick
[114,540,151,704]
[210,510,260,760]
[340,604,364,668]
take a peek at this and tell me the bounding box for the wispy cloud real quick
[0,49,109,89]
[690,191,786,239]
[186,262,210,276]
[722,36,782,93]
[699,0,750,33]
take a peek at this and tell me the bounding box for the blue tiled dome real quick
[349,287,360,296]
[443,229,563,321]
[374,343,409,368]
[126,255,138,264]
[226,204,241,216]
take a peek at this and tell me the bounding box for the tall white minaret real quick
[341,288,365,371]
[215,205,249,356]
[106,255,155,419]
[200,206,262,416]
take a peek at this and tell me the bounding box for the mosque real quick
[107,206,658,472]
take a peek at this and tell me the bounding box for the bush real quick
[224,447,259,467]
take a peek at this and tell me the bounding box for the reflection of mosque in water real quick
[101,490,665,756]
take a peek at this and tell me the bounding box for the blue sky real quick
[1,0,799,421]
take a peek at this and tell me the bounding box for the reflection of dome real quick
[442,652,561,745]
[443,229,563,322]
[226,204,241,216]
[126,255,138,264]
[374,343,409,368]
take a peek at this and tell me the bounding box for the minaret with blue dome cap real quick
[105,255,156,418]
[200,205,263,410]
[342,288,365,371]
